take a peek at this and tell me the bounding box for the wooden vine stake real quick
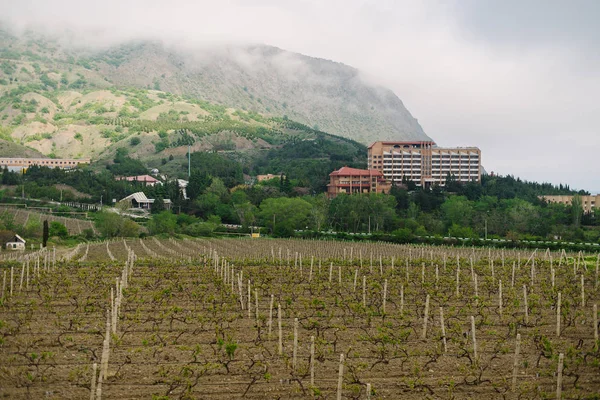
[474,274,479,305]
[400,285,404,314]
[455,264,460,297]
[353,269,358,292]
[471,315,477,361]
[310,336,315,387]
[594,253,600,288]
[255,290,259,326]
[19,262,24,291]
[90,362,97,400]
[247,280,251,318]
[556,353,564,399]
[511,262,516,288]
[523,285,529,325]
[1,270,6,299]
[511,333,521,392]
[556,292,562,337]
[362,276,367,308]
[336,354,344,400]
[278,303,283,355]
[268,295,274,338]
[499,280,503,319]
[292,318,298,370]
[422,294,430,339]
[382,279,388,314]
[581,275,585,307]
[366,383,372,400]
[593,304,599,345]
[440,307,447,353]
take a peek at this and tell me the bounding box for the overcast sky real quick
[2,0,599,192]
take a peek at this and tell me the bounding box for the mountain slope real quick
[94,42,430,144]
[0,27,431,145]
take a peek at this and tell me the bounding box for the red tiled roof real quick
[329,167,383,177]
[123,175,160,183]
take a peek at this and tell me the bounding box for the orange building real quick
[327,167,391,199]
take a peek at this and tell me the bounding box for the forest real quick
[1,151,597,246]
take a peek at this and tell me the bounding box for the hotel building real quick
[327,167,391,199]
[367,141,481,187]
[539,195,600,214]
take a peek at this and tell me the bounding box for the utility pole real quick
[485,217,488,240]
[188,145,191,178]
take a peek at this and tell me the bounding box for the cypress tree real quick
[42,220,49,248]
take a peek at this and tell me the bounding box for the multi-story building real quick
[327,166,391,199]
[0,157,91,172]
[367,141,481,187]
[539,195,600,214]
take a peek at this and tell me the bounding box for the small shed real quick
[5,234,26,251]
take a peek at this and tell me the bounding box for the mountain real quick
[0,27,430,146]
[95,42,430,144]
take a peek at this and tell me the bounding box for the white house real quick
[118,192,171,210]
[5,234,26,251]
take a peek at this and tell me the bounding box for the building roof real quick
[122,175,161,183]
[120,192,172,205]
[10,234,26,244]
[329,167,383,177]
[368,140,436,149]
[121,192,152,203]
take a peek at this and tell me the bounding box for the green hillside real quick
[0,26,430,146]
[0,32,367,189]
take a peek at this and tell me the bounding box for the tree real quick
[42,220,49,247]
[187,170,212,200]
[152,197,165,214]
[49,221,68,238]
[571,195,583,228]
[448,223,476,239]
[147,211,177,235]
[258,197,312,234]
[95,211,140,238]
[441,196,473,227]
[95,212,121,238]
[306,193,329,231]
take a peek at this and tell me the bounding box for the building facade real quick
[5,234,26,251]
[367,141,481,187]
[0,157,91,172]
[327,167,391,199]
[117,175,162,186]
[540,195,600,214]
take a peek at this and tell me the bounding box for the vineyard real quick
[0,206,96,236]
[1,238,599,399]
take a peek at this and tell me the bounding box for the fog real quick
[2,0,599,192]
